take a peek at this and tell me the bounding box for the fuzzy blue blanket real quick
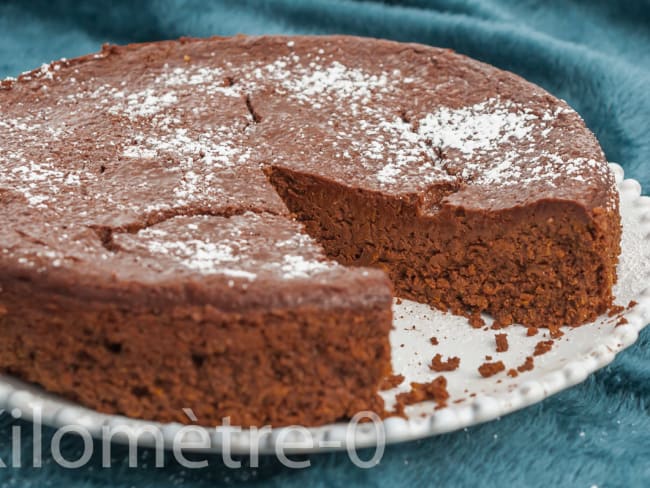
[0,1,648,487]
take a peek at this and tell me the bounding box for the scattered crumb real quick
[517,356,534,372]
[526,326,539,336]
[430,353,461,372]
[478,360,505,378]
[183,54,191,63]
[507,369,519,378]
[548,325,564,339]
[616,317,628,327]
[469,312,485,328]
[469,392,477,397]
[379,373,405,391]
[430,336,439,346]
[394,376,449,413]
[400,343,405,348]
[534,340,554,356]
[495,333,509,352]
[453,398,465,404]
[485,355,493,361]
[395,297,403,305]
[628,300,638,309]
[491,316,512,329]
[608,305,625,317]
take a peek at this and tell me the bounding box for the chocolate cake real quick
[0,35,620,426]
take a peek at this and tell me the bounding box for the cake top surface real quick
[0,35,617,305]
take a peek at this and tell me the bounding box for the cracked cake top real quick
[0,35,617,307]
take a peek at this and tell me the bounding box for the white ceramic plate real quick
[0,163,648,455]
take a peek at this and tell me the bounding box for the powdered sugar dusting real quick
[280,254,331,279]
[143,234,258,279]
[123,127,250,168]
[1,39,616,277]
[156,64,241,97]
[418,99,538,156]
[0,112,91,208]
[114,213,339,281]
[281,61,390,105]
[1,48,608,213]
[109,89,178,120]
[367,117,450,186]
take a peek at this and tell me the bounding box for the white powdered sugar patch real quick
[155,65,241,97]
[417,99,538,156]
[241,56,409,115]
[280,255,332,279]
[109,88,178,120]
[9,161,79,207]
[123,146,158,159]
[134,217,337,280]
[123,127,250,168]
[104,62,243,123]
[0,114,91,208]
[143,235,258,280]
[121,126,251,209]
[467,151,603,189]
[356,97,594,190]
[366,117,452,186]
[281,61,390,104]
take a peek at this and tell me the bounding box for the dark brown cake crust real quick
[0,35,620,426]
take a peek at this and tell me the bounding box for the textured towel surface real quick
[0,1,649,487]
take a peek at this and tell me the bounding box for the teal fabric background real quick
[0,1,648,486]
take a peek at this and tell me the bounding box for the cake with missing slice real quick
[0,35,620,426]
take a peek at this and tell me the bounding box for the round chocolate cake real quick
[0,36,620,426]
